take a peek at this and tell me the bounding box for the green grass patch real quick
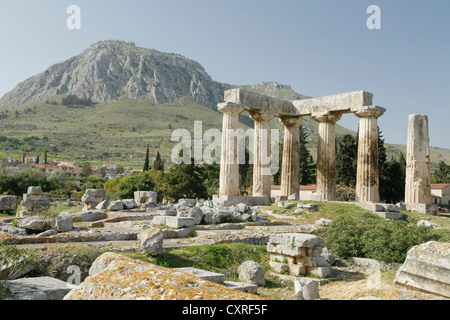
[126,243,269,275]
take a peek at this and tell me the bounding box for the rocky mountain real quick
[0,40,225,109]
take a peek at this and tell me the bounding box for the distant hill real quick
[0,40,224,109]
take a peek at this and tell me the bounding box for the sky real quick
[0,0,449,148]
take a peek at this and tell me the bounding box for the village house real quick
[102,162,119,172]
[430,183,450,205]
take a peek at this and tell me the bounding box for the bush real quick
[318,213,377,259]
[116,171,155,199]
[319,214,441,263]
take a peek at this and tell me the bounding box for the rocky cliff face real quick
[0,40,224,109]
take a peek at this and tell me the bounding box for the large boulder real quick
[237,261,265,286]
[394,241,450,298]
[64,252,265,300]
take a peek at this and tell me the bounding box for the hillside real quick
[0,39,448,169]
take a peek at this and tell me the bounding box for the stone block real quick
[174,267,225,285]
[394,241,450,298]
[55,212,73,232]
[156,210,177,216]
[267,233,324,251]
[309,267,331,278]
[137,228,164,255]
[152,216,195,229]
[288,193,299,200]
[72,210,107,222]
[121,199,138,209]
[165,216,195,229]
[237,261,265,286]
[108,200,124,211]
[224,281,258,294]
[134,191,157,205]
[0,195,17,211]
[269,260,288,274]
[294,278,320,300]
[5,276,76,300]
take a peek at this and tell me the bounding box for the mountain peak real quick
[0,40,222,108]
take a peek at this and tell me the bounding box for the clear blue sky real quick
[1,0,449,148]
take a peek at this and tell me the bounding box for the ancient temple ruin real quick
[216,89,386,205]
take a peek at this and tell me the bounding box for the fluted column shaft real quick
[313,112,342,201]
[218,102,244,196]
[249,111,274,197]
[353,106,385,202]
[280,116,302,197]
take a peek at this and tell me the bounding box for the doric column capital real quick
[279,115,302,127]
[312,111,343,123]
[248,110,274,123]
[351,106,386,119]
[218,102,244,115]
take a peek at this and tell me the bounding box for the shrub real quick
[318,213,377,259]
[320,214,441,263]
[361,221,441,263]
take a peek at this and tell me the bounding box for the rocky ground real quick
[1,197,448,300]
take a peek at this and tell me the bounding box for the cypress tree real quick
[336,133,358,187]
[143,144,150,171]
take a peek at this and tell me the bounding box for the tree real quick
[162,160,208,201]
[380,155,406,203]
[116,171,155,199]
[153,151,164,172]
[299,125,314,185]
[44,150,48,165]
[81,162,92,178]
[239,146,253,195]
[143,144,150,171]
[336,133,358,187]
[432,161,450,183]
[377,127,390,201]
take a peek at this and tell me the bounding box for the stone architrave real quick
[312,111,343,201]
[279,116,302,197]
[218,102,244,196]
[249,110,274,198]
[405,114,431,204]
[352,106,386,202]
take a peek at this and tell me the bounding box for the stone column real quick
[280,116,302,197]
[352,106,386,202]
[249,110,274,198]
[405,114,431,204]
[218,102,244,196]
[313,112,343,201]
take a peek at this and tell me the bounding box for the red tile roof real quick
[430,183,450,189]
